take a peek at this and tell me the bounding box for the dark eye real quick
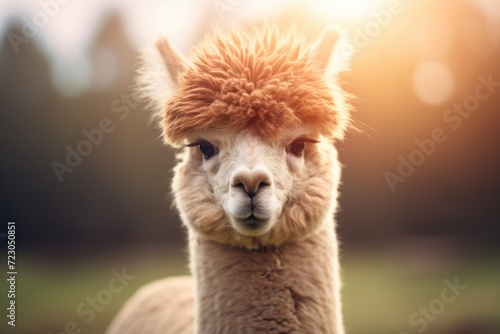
[187,140,217,159]
[199,141,216,159]
[286,137,319,157]
[287,140,306,157]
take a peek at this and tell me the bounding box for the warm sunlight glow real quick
[413,61,455,105]
[336,0,380,20]
[311,0,391,22]
[412,18,454,58]
[471,0,500,20]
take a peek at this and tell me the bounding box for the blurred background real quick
[0,0,499,333]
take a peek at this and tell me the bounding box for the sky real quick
[1,0,499,98]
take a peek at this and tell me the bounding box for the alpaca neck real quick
[190,226,343,334]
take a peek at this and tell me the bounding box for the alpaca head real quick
[141,26,351,249]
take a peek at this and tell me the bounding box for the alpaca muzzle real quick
[227,165,278,236]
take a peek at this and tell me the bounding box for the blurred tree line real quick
[0,5,499,257]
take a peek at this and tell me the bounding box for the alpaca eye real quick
[287,140,306,157]
[199,142,216,159]
[286,137,319,157]
[187,140,217,159]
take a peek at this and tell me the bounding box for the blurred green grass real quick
[3,247,499,334]
[342,251,500,334]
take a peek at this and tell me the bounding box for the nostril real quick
[234,182,268,199]
[231,170,272,197]
[233,182,245,189]
[258,181,270,188]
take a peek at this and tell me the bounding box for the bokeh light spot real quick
[412,61,455,105]
[91,46,117,92]
[471,0,500,20]
[50,56,93,97]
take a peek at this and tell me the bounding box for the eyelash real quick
[186,137,319,159]
[186,140,218,159]
[286,137,319,157]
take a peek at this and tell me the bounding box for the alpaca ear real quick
[310,26,353,140]
[155,36,186,84]
[309,26,349,80]
[136,36,186,123]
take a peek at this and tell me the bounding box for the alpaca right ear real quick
[309,26,350,81]
[136,36,186,123]
[309,27,353,139]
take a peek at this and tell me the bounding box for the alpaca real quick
[107,25,351,334]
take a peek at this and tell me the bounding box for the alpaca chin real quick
[230,213,277,237]
[231,219,271,237]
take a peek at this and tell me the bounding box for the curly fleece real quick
[162,27,347,146]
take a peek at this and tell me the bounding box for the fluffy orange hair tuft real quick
[159,26,350,146]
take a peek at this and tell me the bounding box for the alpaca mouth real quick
[236,214,268,233]
[241,215,266,229]
[228,198,276,236]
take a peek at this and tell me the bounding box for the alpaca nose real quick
[231,167,272,198]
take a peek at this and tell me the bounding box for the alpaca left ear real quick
[309,26,349,80]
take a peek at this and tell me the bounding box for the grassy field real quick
[2,246,499,334]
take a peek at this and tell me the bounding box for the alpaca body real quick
[107,226,342,334]
[108,25,351,334]
[193,227,342,333]
[106,276,194,334]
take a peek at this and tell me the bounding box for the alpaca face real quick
[172,128,341,248]
[195,131,297,237]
